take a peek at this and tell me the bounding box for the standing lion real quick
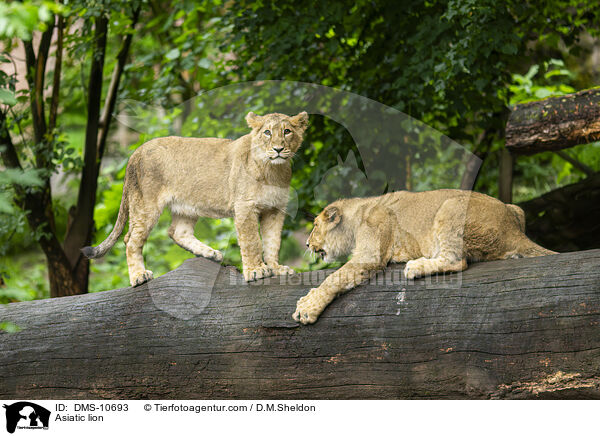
[83,111,309,286]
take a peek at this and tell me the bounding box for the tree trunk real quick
[46,256,87,298]
[498,148,513,203]
[62,16,108,270]
[1,250,599,399]
[519,172,600,252]
[4,11,140,298]
[505,88,600,155]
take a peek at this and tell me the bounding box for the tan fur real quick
[294,189,557,324]
[82,111,309,286]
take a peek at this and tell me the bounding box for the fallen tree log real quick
[519,172,600,252]
[1,250,599,399]
[505,88,600,155]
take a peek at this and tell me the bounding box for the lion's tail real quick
[515,235,558,258]
[81,184,129,259]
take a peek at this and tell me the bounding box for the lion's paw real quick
[293,288,327,325]
[404,259,425,280]
[205,249,224,263]
[270,264,295,276]
[243,264,273,282]
[131,270,153,287]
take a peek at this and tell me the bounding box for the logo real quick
[3,402,50,434]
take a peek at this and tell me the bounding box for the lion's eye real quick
[283,128,291,135]
[264,130,271,136]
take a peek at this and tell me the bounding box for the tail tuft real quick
[81,178,130,260]
[81,246,98,259]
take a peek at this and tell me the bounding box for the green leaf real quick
[0,321,22,333]
[534,88,553,99]
[0,88,17,106]
[198,58,212,69]
[165,48,180,61]
[0,195,14,214]
[524,65,539,81]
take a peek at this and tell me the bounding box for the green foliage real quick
[0,251,48,303]
[221,0,600,210]
[2,0,600,301]
[223,0,522,139]
[122,0,227,105]
[0,321,22,333]
[0,165,45,259]
[509,59,576,105]
[507,59,600,202]
[0,0,59,41]
[0,168,43,213]
[0,88,17,106]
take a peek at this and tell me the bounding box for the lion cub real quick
[294,189,556,324]
[83,111,309,286]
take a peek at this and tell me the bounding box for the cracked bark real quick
[1,250,599,399]
[505,88,600,155]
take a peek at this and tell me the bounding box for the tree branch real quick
[35,22,54,132]
[22,41,41,144]
[0,112,24,173]
[63,15,108,267]
[49,15,64,132]
[555,150,595,177]
[20,23,58,239]
[23,22,54,151]
[96,7,140,163]
[506,88,600,154]
[498,148,514,203]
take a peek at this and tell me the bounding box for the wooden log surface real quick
[1,250,599,399]
[505,88,600,155]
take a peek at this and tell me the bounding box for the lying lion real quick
[294,189,556,324]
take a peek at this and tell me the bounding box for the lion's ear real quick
[324,206,341,225]
[245,112,263,129]
[289,111,309,131]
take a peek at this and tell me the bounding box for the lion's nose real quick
[273,146,284,153]
[306,240,310,247]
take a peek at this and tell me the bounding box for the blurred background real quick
[1,0,599,308]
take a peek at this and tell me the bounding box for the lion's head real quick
[246,111,309,165]
[307,204,354,262]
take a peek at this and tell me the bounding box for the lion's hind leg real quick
[168,214,223,262]
[404,196,468,280]
[126,205,161,287]
[506,204,526,232]
[404,256,467,279]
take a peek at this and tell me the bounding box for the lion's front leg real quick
[260,209,295,276]
[293,287,336,325]
[234,204,273,281]
[293,261,380,324]
[294,205,394,324]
